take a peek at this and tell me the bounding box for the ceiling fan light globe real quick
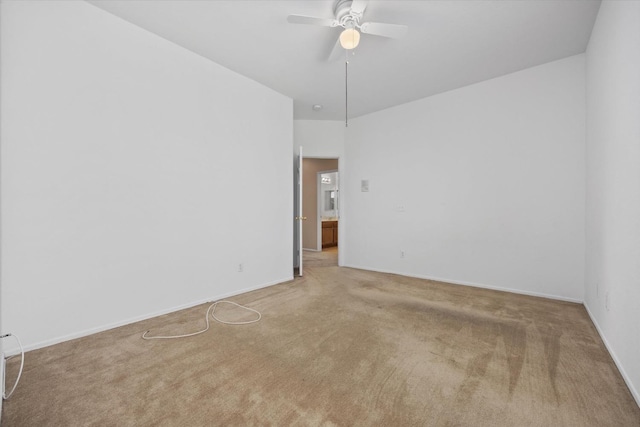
[339,28,360,49]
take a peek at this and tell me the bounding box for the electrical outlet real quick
[400,250,405,258]
[238,263,244,273]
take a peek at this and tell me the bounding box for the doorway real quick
[301,158,339,268]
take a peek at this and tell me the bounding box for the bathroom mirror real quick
[325,190,336,211]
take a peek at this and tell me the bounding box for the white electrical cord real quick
[141,300,261,340]
[2,333,24,400]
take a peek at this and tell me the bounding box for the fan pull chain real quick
[345,56,349,127]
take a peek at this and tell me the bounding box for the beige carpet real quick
[3,248,640,426]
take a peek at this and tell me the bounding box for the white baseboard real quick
[343,264,583,304]
[583,302,640,408]
[4,276,293,356]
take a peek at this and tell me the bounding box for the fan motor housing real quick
[334,0,360,27]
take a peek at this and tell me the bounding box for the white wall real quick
[0,4,5,415]
[0,0,293,352]
[585,0,640,405]
[344,55,586,302]
[294,120,345,159]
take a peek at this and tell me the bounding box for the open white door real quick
[295,146,305,276]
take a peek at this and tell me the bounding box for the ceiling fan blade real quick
[359,22,408,39]
[287,15,338,27]
[350,0,369,15]
[327,36,344,62]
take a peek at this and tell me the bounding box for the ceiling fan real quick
[287,0,408,60]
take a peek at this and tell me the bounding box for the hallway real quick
[303,246,338,269]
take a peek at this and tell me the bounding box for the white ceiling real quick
[88,0,601,121]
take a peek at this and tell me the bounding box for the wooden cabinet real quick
[322,221,338,248]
